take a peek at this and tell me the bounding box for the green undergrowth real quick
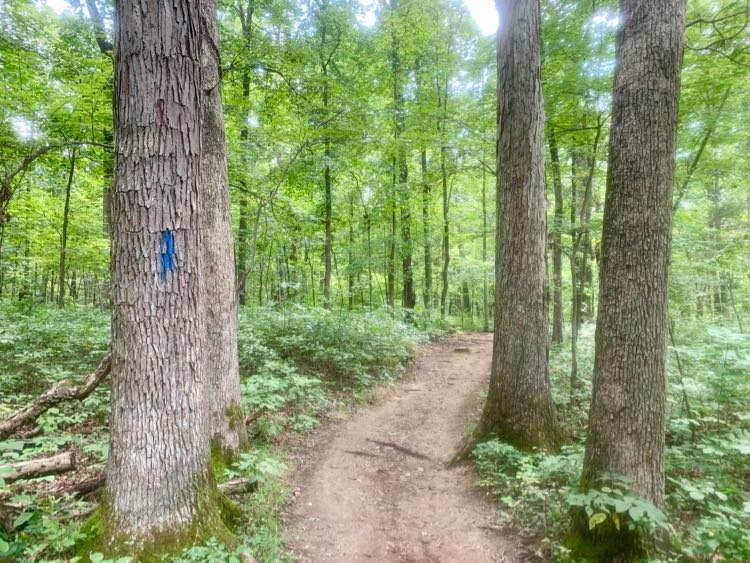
[471,318,750,561]
[0,302,448,562]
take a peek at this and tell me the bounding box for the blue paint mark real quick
[160,229,176,283]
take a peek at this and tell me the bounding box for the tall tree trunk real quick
[200,0,247,461]
[386,174,396,309]
[440,146,450,317]
[548,132,564,343]
[475,0,558,448]
[390,0,414,318]
[482,168,490,332]
[83,0,114,234]
[323,134,333,309]
[574,0,686,556]
[58,149,76,309]
[569,152,580,401]
[348,196,355,310]
[421,149,432,309]
[235,0,254,306]
[104,0,230,554]
[0,220,4,298]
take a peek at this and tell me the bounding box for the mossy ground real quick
[77,476,238,562]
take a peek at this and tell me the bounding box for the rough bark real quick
[574,0,686,556]
[105,0,231,553]
[548,132,564,343]
[476,0,558,449]
[200,0,247,461]
[57,149,76,309]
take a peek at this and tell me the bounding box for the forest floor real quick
[282,332,526,563]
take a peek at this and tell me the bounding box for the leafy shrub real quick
[472,440,582,542]
[238,305,424,387]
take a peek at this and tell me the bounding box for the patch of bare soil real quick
[284,333,525,562]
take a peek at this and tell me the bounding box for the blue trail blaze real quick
[160,229,176,283]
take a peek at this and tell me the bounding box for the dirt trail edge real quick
[285,333,524,563]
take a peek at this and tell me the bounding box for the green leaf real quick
[0,538,9,554]
[13,511,32,528]
[589,512,607,530]
[89,553,104,563]
[613,498,631,513]
[629,505,645,521]
[612,512,621,531]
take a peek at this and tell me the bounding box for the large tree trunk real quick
[104,0,230,554]
[475,0,558,449]
[548,132,563,343]
[57,149,76,309]
[200,0,247,462]
[574,0,686,556]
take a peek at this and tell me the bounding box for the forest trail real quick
[285,333,524,563]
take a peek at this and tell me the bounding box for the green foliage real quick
[567,474,670,535]
[240,306,424,387]
[472,440,582,543]
[0,302,109,398]
[0,303,426,561]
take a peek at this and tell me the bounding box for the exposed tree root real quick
[366,439,431,461]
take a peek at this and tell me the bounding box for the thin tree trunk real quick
[549,132,563,343]
[390,0,414,318]
[57,149,76,309]
[105,0,230,552]
[323,135,333,309]
[348,196,355,310]
[440,146,450,317]
[236,0,254,306]
[575,0,686,556]
[421,149,432,309]
[475,0,558,449]
[672,86,731,212]
[387,170,396,309]
[482,168,490,332]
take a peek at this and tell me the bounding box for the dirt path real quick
[285,333,523,563]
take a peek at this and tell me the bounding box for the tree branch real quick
[0,354,111,441]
